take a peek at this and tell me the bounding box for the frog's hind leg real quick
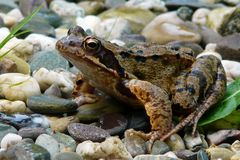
[161,58,226,141]
[126,79,172,151]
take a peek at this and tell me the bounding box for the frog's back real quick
[115,43,195,91]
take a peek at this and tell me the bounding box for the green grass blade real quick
[0,4,43,49]
[0,44,20,60]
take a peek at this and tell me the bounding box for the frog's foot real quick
[126,129,164,152]
[126,79,172,151]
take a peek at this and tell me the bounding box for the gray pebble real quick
[68,123,110,142]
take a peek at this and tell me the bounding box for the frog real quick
[56,26,226,149]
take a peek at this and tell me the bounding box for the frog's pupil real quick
[87,42,98,49]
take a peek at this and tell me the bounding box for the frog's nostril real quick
[69,40,75,46]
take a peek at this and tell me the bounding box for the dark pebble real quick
[18,127,47,140]
[207,130,240,145]
[68,123,110,142]
[99,113,128,135]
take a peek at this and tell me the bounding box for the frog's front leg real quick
[126,79,172,149]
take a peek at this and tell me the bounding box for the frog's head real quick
[56,26,126,77]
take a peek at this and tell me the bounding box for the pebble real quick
[18,127,47,140]
[165,134,185,151]
[95,17,132,40]
[222,60,240,84]
[36,9,62,28]
[105,0,126,8]
[99,113,128,135]
[0,133,22,149]
[78,1,105,15]
[175,149,197,160]
[215,33,240,61]
[184,132,208,150]
[123,130,147,156]
[0,58,17,74]
[0,0,18,13]
[51,132,77,152]
[176,6,193,21]
[0,113,49,129]
[76,98,123,121]
[76,15,101,34]
[30,50,70,72]
[53,152,83,160]
[142,11,201,44]
[125,0,167,12]
[68,123,110,142]
[207,7,236,33]
[206,146,234,160]
[17,15,56,38]
[32,68,74,97]
[44,83,62,97]
[27,95,78,114]
[0,123,17,142]
[0,99,26,114]
[19,0,47,16]
[231,140,240,152]
[99,6,156,33]
[0,73,41,101]
[207,130,240,145]
[76,137,132,160]
[50,0,85,18]
[192,8,210,26]
[48,115,79,133]
[25,33,57,52]
[199,26,222,45]
[35,134,61,158]
[133,154,180,160]
[150,140,170,155]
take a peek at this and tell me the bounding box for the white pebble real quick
[0,73,41,101]
[222,60,240,84]
[33,68,74,97]
[0,99,26,114]
[192,8,210,26]
[76,15,101,34]
[1,133,22,149]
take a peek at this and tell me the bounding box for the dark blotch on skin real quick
[151,55,160,61]
[176,88,185,92]
[176,53,181,59]
[187,86,195,94]
[217,73,226,81]
[135,56,146,62]
[136,50,144,54]
[120,51,130,59]
[170,45,180,51]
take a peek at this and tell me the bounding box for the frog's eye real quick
[84,37,101,51]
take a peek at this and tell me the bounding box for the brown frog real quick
[56,26,226,148]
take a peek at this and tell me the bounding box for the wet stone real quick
[68,123,110,142]
[27,95,78,114]
[29,50,69,72]
[44,84,62,97]
[53,152,83,160]
[126,110,149,131]
[206,130,240,145]
[0,123,17,142]
[150,140,170,155]
[16,15,55,38]
[165,134,185,151]
[99,113,128,135]
[76,98,124,122]
[197,150,209,160]
[18,127,47,140]
[206,146,234,160]
[35,134,61,158]
[133,154,180,160]
[177,6,193,21]
[123,130,147,157]
[51,132,77,152]
[2,141,50,160]
[175,149,197,160]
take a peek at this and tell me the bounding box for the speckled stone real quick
[18,127,47,140]
[68,123,110,142]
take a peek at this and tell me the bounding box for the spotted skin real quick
[56,26,226,152]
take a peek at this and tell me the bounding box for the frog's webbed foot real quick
[126,79,172,152]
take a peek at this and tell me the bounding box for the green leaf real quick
[199,78,240,126]
[0,4,43,49]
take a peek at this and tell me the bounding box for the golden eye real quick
[84,37,101,51]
